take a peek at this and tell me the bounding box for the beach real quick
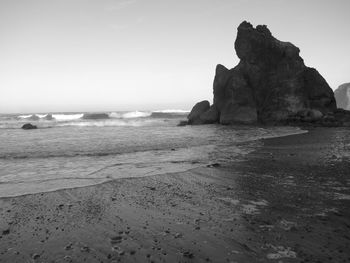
[0,127,349,263]
[1,1,350,262]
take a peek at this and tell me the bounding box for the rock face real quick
[22,123,37,130]
[334,83,350,110]
[199,105,219,124]
[189,21,337,125]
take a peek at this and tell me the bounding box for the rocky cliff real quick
[334,83,350,110]
[188,21,340,126]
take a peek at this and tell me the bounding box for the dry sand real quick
[0,127,349,263]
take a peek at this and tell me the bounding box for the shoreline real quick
[0,127,349,262]
[0,126,307,199]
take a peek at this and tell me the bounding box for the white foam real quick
[109,112,123,118]
[109,111,151,119]
[52,114,84,121]
[123,111,151,118]
[18,114,53,119]
[18,114,34,119]
[57,119,161,127]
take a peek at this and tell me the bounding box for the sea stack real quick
[188,21,337,125]
[334,83,350,110]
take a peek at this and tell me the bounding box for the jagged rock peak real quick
[235,21,301,64]
[215,64,229,75]
[237,21,272,36]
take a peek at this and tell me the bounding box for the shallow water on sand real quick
[0,115,306,197]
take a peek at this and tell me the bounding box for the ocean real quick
[0,111,306,198]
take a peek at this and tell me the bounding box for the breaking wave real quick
[18,113,84,121]
[1,110,189,129]
[52,114,84,121]
[109,111,151,119]
[16,110,187,121]
[57,119,165,127]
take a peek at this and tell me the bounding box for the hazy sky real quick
[1,0,349,113]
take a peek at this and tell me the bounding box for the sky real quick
[0,0,349,113]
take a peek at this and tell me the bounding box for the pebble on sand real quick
[182,251,194,258]
[2,229,10,235]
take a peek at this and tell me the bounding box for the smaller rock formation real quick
[44,114,54,120]
[22,123,37,130]
[187,101,210,124]
[28,114,40,121]
[334,83,350,110]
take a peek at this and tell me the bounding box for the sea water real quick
[0,111,306,197]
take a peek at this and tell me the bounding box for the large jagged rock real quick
[334,83,350,110]
[189,21,337,125]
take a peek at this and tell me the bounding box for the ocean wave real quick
[17,114,33,119]
[82,113,110,120]
[15,110,188,122]
[17,113,84,121]
[109,111,151,119]
[18,114,47,119]
[0,143,180,160]
[150,112,188,118]
[52,114,84,121]
[18,114,40,120]
[57,119,164,127]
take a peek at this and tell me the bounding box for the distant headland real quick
[334,83,350,111]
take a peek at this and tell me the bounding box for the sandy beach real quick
[0,127,349,263]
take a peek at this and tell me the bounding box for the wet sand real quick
[0,128,349,262]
